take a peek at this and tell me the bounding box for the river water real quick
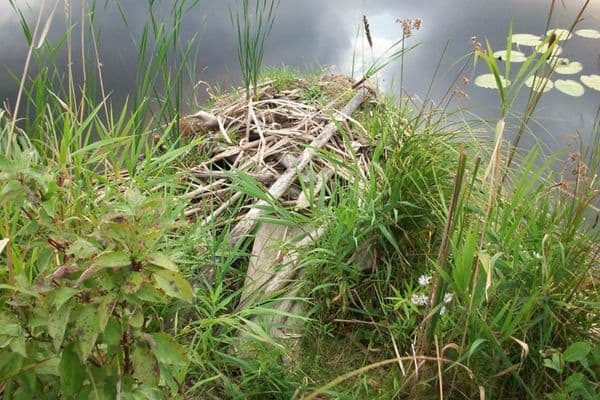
[0,0,599,155]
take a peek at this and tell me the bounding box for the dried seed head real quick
[413,18,422,30]
[453,88,470,99]
[363,15,373,49]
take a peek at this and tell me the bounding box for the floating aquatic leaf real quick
[493,50,526,62]
[554,79,585,97]
[580,75,600,92]
[525,76,553,92]
[474,73,510,89]
[511,33,542,46]
[547,28,572,41]
[536,43,563,56]
[551,58,583,75]
[575,29,600,39]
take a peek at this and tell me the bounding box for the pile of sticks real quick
[177,75,377,344]
[180,75,376,242]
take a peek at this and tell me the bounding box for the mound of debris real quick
[179,75,378,346]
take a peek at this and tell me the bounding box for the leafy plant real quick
[0,146,193,398]
[542,342,599,400]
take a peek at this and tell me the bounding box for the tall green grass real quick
[0,0,598,398]
[229,0,279,100]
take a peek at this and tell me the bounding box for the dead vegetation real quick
[175,74,379,340]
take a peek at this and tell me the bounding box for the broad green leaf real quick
[132,344,160,386]
[563,342,591,363]
[123,272,148,294]
[59,346,85,397]
[132,387,164,400]
[153,270,194,303]
[149,333,189,368]
[128,307,144,329]
[48,302,73,351]
[47,287,79,310]
[552,58,583,75]
[575,28,600,39]
[543,354,563,372]
[149,333,189,384]
[511,33,542,46]
[73,304,100,361]
[554,79,585,97]
[41,198,56,218]
[474,73,510,89]
[135,284,169,304]
[34,357,60,376]
[97,294,117,332]
[581,74,600,92]
[0,284,39,298]
[94,251,131,268]
[0,350,24,381]
[66,239,99,260]
[0,180,27,205]
[102,316,122,352]
[0,312,21,337]
[146,252,178,272]
[9,336,27,357]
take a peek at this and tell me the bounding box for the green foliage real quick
[543,342,599,400]
[229,0,280,100]
[0,1,200,396]
[0,151,192,397]
[0,0,598,397]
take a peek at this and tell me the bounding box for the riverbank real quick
[1,67,598,398]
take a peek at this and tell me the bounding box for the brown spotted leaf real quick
[132,343,160,386]
[149,332,189,383]
[123,271,148,294]
[73,304,100,361]
[146,252,178,272]
[153,269,193,303]
[48,301,74,351]
[97,294,117,332]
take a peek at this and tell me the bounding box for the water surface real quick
[1,0,598,154]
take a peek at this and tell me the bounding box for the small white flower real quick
[418,275,431,286]
[443,292,454,304]
[411,294,429,306]
[439,305,447,315]
[533,251,542,259]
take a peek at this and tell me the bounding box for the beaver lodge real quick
[171,74,379,345]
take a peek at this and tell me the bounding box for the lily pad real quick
[493,50,526,62]
[474,73,510,89]
[580,75,600,92]
[547,28,572,41]
[511,33,542,46]
[536,43,563,57]
[554,79,585,97]
[552,58,583,75]
[525,76,553,92]
[575,29,600,39]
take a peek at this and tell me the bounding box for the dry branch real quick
[226,86,371,248]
